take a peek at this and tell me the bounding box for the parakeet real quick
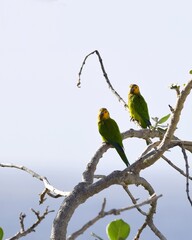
[128,84,151,128]
[98,108,130,167]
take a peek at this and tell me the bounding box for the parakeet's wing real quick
[98,118,122,145]
[98,118,130,166]
[128,94,151,128]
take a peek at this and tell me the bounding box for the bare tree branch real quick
[122,185,147,216]
[91,232,104,240]
[83,130,192,186]
[1,50,191,240]
[162,144,192,206]
[122,129,192,153]
[7,207,54,240]
[170,83,181,96]
[51,169,166,240]
[51,79,192,239]
[1,125,191,239]
[82,144,110,184]
[180,144,192,206]
[134,222,148,240]
[161,81,192,147]
[147,220,167,240]
[19,213,26,233]
[0,163,70,201]
[162,154,192,180]
[67,194,162,240]
[51,51,192,239]
[77,50,128,108]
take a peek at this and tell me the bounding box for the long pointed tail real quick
[115,144,130,167]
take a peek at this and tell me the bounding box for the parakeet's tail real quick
[146,120,152,128]
[114,144,130,167]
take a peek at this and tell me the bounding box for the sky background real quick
[0,0,192,239]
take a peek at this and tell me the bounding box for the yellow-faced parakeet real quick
[128,84,151,128]
[98,108,130,167]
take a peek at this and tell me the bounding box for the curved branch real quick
[51,171,161,240]
[68,194,162,240]
[82,144,110,184]
[83,130,192,185]
[77,50,128,108]
[180,144,192,206]
[0,163,70,200]
[122,129,192,153]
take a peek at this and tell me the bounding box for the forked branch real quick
[7,207,54,240]
[67,194,162,240]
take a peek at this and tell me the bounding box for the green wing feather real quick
[128,93,151,128]
[98,118,130,167]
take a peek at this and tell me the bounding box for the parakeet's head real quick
[129,84,140,94]
[98,108,110,120]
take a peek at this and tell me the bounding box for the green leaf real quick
[189,70,192,74]
[157,114,170,124]
[106,219,130,240]
[0,227,4,240]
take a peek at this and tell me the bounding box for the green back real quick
[98,117,130,166]
[128,93,151,128]
[98,118,123,147]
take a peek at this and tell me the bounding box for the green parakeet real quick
[128,84,151,128]
[98,108,130,167]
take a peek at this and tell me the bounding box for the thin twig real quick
[180,144,192,206]
[123,177,166,240]
[122,185,147,216]
[7,207,54,240]
[140,141,161,157]
[91,232,104,240]
[77,50,96,88]
[147,220,167,240]
[168,104,174,113]
[19,213,26,233]
[77,50,128,108]
[162,155,192,180]
[170,84,181,96]
[134,222,147,240]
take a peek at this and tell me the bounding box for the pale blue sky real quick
[0,0,192,239]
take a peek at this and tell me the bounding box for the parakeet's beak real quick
[129,87,133,94]
[99,112,104,118]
